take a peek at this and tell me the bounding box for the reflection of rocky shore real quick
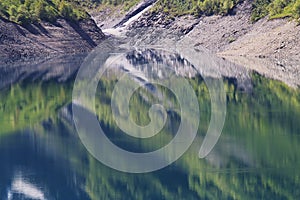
[99,0,299,88]
[219,55,300,88]
[100,46,252,92]
[0,54,85,89]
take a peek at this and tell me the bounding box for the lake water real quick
[0,46,300,199]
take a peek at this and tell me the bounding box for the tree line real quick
[1,0,299,26]
[0,0,88,25]
[152,0,300,21]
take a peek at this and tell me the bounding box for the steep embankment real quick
[90,0,157,36]
[121,0,300,87]
[0,16,105,64]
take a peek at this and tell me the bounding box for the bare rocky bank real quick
[0,16,105,64]
[1,0,299,87]
[122,0,300,87]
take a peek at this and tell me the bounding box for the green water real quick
[0,67,300,199]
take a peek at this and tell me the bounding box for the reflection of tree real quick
[0,81,71,135]
[182,74,300,199]
[1,73,300,199]
[83,74,300,200]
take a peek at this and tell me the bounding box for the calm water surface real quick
[0,49,300,200]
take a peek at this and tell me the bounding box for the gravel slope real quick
[124,0,300,87]
[0,17,105,64]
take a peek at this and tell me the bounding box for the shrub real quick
[268,0,289,16]
[59,1,87,21]
[251,0,270,21]
[0,0,89,25]
[251,0,300,21]
[16,5,31,25]
[59,1,73,19]
[152,0,240,17]
[8,5,18,21]
[34,1,46,20]
[293,0,300,19]
[45,5,59,23]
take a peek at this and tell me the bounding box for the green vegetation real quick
[151,0,300,21]
[152,0,239,17]
[1,72,300,199]
[66,0,300,22]
[84,73,300,200]
[0,0,88,25]
[252,0,300,21]
[0,0,143,25]
[0,81,71,135]
[2,0,299,26]
[294,0,300,19]
[72,0,140,11]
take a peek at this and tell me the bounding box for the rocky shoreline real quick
[123,0,300,88]
[0,16,105,65]
[1,0,299,88]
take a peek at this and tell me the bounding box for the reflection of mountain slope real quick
[9,175,45,200]
[0,54,85,89]
[1,65,300,199]
[101,48,252,92]
[205,137,254,168]
[0,129,90,200]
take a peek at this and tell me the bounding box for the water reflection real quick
[9,175,46,200]
[0,50,300,199]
